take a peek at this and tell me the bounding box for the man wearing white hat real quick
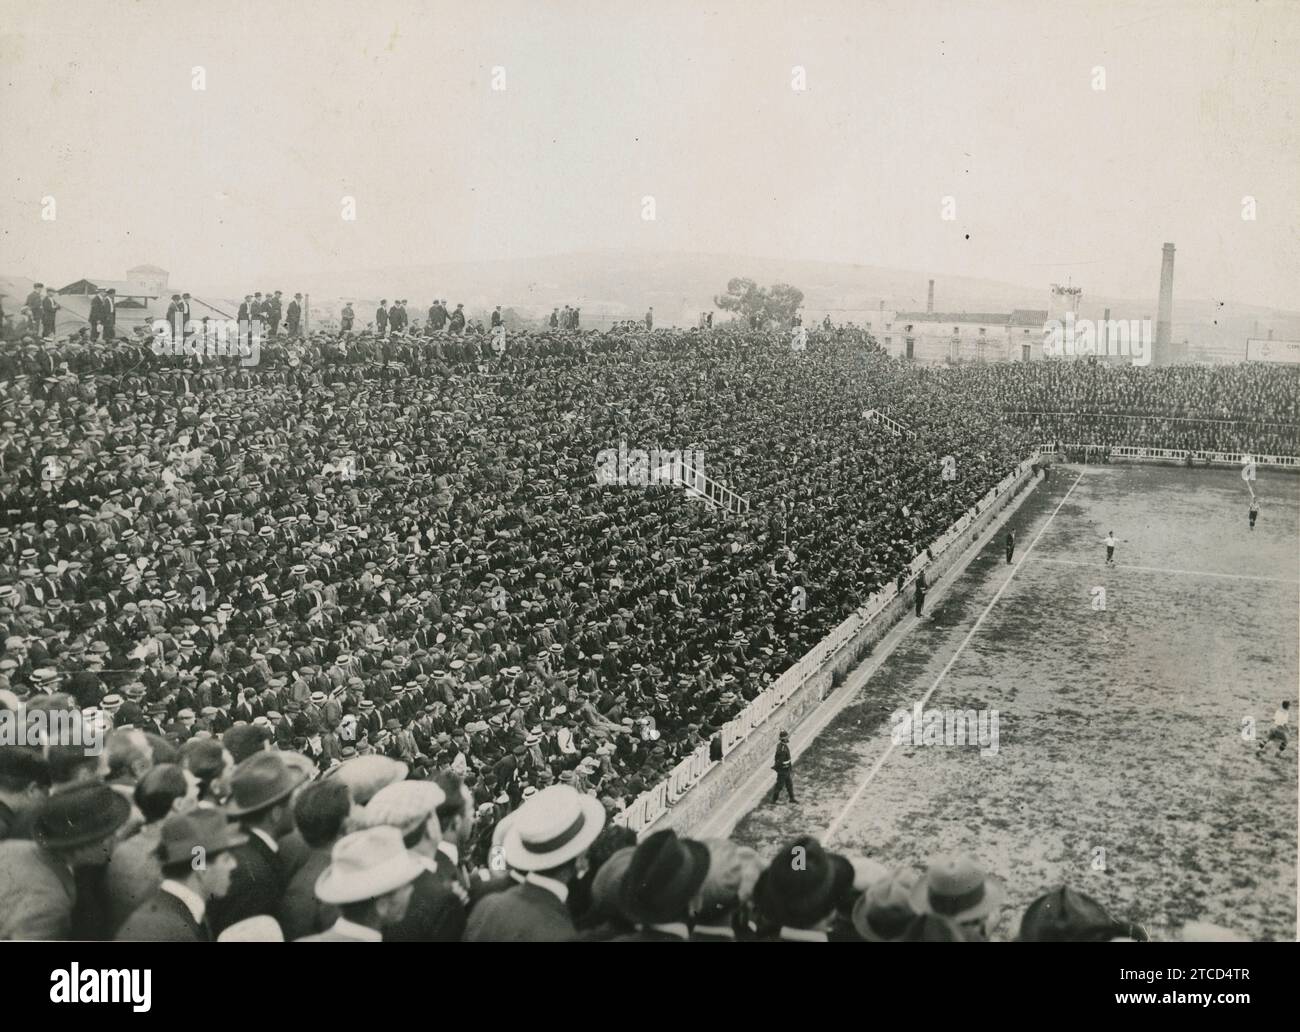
[355,780,466,941]
[297,826,423,941]
[463,785,605,942]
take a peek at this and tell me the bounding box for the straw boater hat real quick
[910,854,1005,924]
[322,754,408,805]
[502,785,605,871]
[314,825,424,905]
[357,780,446,836]
[218,915,285,942]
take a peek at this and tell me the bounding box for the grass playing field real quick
[731,462,1300,941]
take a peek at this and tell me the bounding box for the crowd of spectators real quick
[968,360,1300,455]
[0,317,1291,941]
[2,748,1183,941]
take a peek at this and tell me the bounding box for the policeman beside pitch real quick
[771,730,796,804]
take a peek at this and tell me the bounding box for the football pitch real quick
[731,462,1300,941]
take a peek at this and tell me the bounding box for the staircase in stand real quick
[655,455,750,514]
[861,408,910,437]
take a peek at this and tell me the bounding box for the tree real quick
[714,277,763,322]
[713,277,804,328]
[766,283,805,328]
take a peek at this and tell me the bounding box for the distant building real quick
[127,264,169,298]
[57,277,158,309]
[885,308,1049,364]
[54,268,238,338]
[1048,283,1083,324]
[53,276,160,337]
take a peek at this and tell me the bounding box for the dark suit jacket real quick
[209,830,282,933]
[277,828,311,880]
[0,801,32,843]
[429,848,467,890]
[116,885,210,942]
[463,880,574,942]
[0,840,76,939]
[384,867,465,942]
[277,846,336,941]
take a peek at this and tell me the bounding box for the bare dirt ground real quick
[732,462,1299,941]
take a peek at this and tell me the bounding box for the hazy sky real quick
[3,0,1298,307]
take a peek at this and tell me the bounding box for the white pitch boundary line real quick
[1027,556,1299,586]
[685,468,1047,842]
[822,470,1086,845]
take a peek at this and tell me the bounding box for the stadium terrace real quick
[0,317,1295,943]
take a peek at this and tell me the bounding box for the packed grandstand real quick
[0,319,1296,941]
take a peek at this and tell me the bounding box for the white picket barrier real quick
[1037,443,1300,469]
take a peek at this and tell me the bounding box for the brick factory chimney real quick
[1156,243,1175,364]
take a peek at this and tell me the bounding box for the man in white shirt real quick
[431,772,476,890]
[1103,531,1121,565]
[1259,700,1290,756]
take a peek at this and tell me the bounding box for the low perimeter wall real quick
[1038,443,1300,472]
[613,453,1044,837]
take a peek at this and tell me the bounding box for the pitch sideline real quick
[689,467,1067,842]
[821,470,1085,843]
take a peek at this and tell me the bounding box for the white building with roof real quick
[126,264,169,297]
[882,308,1049,364]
